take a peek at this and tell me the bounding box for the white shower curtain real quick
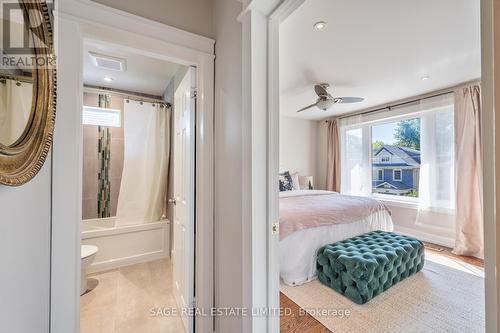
[0,80,33,145]
[116,100,170,225]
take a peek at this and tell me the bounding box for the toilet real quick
[81,245,98,295]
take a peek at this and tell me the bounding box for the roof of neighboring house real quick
[373,145,421,166]
[373,180,414,190]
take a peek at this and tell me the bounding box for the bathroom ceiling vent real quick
[89,52,127,72]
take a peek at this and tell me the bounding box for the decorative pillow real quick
[299,175,314,190]
[279,171,294,192]
[290,172,300,191]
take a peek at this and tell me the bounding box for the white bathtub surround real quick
[82,217,170,273]
[80,245,98,295]
[116,100,170,226]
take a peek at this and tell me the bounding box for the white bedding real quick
[279,190,394,286]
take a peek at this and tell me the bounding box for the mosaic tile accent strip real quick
[97,94,111,218]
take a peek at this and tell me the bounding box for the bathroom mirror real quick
[0,0,56,186]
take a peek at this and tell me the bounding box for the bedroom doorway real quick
[268,0,490,332]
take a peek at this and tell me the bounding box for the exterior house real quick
[372,145,421,196]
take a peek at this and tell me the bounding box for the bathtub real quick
[82,217,170,273]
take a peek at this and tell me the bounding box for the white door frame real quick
[238,1,303,332]
[480,0,499,331]
[52,1,214,332]
[242,0,499,332]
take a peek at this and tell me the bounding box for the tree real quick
[394,119,420,150]
[372,140,385,151]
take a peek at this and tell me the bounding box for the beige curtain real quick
[453,85,483,257]
[326,119,341,192]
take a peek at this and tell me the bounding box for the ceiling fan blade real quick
[314,84,329,97]
[336,97,364,104]
[296,103,318,113]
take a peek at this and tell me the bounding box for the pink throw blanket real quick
[279,192,391,240]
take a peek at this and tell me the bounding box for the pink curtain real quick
[453,85,483,257]
[326,119,341,192]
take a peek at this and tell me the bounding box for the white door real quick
[172,67,196,333]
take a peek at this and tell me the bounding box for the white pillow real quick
[298,175,314,190]
[290,172,300,190]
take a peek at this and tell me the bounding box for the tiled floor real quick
[80,258,185,333]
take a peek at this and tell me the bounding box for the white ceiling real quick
[279,0,481,120]
[83,40,181,96]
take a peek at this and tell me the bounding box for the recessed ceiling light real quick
[103,76,113,82]
[421,76,430,81]
[313,21,326,31]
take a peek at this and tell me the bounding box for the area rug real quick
[280,259,485,333]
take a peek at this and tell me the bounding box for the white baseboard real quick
[394,226,455,248]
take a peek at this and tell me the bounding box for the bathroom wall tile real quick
[109,177,120,217]
[82,199,97,220]
[110,139,124,177]
[83,126,98,158]
[83,92,98,107]
[111,96,124,139]
[83,157,98,200]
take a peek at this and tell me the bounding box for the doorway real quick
[79,39,197,333]
[52,3,214,332]
[253,0,490,332]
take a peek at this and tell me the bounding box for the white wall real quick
[92,0,214,38]
[213,0,244,332]
[279,116,319,183]
[281,116,328,190]
[0,158,52,333]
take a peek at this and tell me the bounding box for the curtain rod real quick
[0,73,33,84]
[327,79,480,122]
[84,85,171,108]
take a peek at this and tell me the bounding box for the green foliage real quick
[405,189,419,197]
[394,119,420,150]
[372,140,385,151]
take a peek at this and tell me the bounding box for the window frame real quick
[341,112,423,205]
[377,169,384,181]
[340,100,456,216]
[393,169,402,181]
[82,105,122,127]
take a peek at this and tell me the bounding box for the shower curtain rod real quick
[0,73,33,84]
[84,85,172,108]
[326,79,480,122]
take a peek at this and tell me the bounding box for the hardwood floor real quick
[279,243,484,333]
[280,292,331,333]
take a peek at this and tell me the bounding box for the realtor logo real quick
[1,0,54,69]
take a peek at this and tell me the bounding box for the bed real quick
[279,190,394,286]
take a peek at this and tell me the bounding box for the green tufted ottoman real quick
[316,231,425,304]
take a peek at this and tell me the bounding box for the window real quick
[82,106,121,127]
[340,94,455,210]
[393,169,402,181]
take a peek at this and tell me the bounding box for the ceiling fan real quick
[296,83,364,113]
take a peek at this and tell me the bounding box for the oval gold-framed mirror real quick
[0,0,56,186]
